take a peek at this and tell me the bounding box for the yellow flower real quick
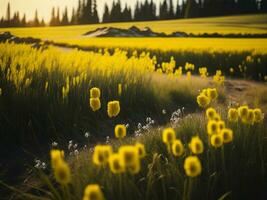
[93,145,113,166]
[118,83,122,96]
[135,143,146,158]
[108,153,125,174]
[54,160,71,185]
[90,87,101,98]
[90,98,101,111]
[207,120,219,135]
[83,184,105,200]
[220,128,233,143]
[207,88,218,100]
[0,88,2,96]
[171,139,184,157]
[228,108,238,122]
[189,136,204,154]
[218,120,225,130]
[197,94,210,108]
[254,108,264,123]
[107,101,120,118]
[162,128,176,144]
[114,124,126,139]
[246,109,255,125]
[206,107,217,120]
[238,105,249,121]
[184,156,202,177]
[50,149,65,168]
[119,146,139,166]
[213,113,221,122]
[210,134,223,148]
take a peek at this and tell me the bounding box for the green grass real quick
[22,111,267,200]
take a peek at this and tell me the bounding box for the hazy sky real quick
[0,0,181,22]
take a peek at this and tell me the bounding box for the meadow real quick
[1,14,267,81]
[0,14,267,200]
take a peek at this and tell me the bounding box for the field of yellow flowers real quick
[0,40,267,200]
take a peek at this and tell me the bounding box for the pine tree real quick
[34,10,40,27]
[134,1,141,21]
[21,14,26,27]
[40,18,45,26]
[160,0,168,20]
[102,3,110,23]
[50,7,56,26]
[55,7,60,25]
[169,0,175,19]
[77,0,82,23]
[61,7,69,25]
[175,2,182,18]
[6,2,11,22]
[92,0,99,23]
[70,8,76,25]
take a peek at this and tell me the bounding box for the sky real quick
[0,0,181,22]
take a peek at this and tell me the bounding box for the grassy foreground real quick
[0,42,266,200]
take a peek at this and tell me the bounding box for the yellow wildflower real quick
[254,108,264,123]
[93,145,113,166]
[184,156,202,177]
[220,128,233,143]
[90,98,101,111]
[189,136,204,154]
[197,94,210,108]
[162,128,176,144]
[206,107,217,120]
[207,120,219,135]
[114,124,126,139]
[171,139,184,157]
[90,87,101,98]
[210,134,223,148]
[228,108,238,122]
[54,160,71,185]
[83,184,105,200]
[108,153,125,174]
[107,101,120,118]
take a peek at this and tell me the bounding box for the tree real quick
[50,7,56,26]
[102,3,110,23]
[6,2,11,22]
[134,1,141,21]
[21,14,26,27]
[175,2,182,18]
[92,0,99,23]
[40,18,45,26]
[34,10,40,26]
[61,7,69,25]
[70,8,77,25]
[55,7,60,25]
[169,0,175,19]
[160,0,168,20]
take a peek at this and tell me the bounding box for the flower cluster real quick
[205,108,233,148]
[162,128,202,178]
[228,106,264,125]
[197,88,218,108]
[89,87,101,111]
[92,143,146,175]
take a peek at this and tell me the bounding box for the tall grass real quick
[21,111,267,200]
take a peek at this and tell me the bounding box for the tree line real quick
[1,0,267,27]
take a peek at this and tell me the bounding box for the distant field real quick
[1,14,267,52]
